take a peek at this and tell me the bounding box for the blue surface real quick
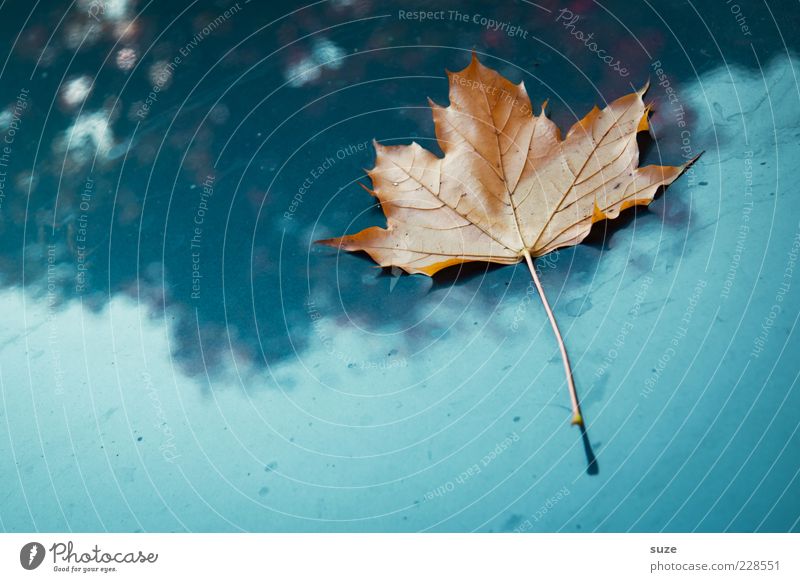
[0,0,798,532]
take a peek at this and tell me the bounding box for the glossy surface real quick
[0,0,798,531]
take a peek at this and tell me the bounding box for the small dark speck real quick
[348,363,356,368]
[576,524,582,530]
[760,161,766,165]
[258,487,270,497]
[698,181,708,186]
[502,514,524,531]
[137,436,143,442]
[474,321,478,325]
[513,416,521,422]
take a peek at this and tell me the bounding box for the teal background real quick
[0,0,798,531]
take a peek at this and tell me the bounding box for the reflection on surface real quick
[1,0,796,378]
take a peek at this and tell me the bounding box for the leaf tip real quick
[685,151,704,168]
[591,200,607,223]
[637,108,651,133]
[358,181,375,197]
[314,237,339,248]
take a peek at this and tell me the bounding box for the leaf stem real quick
[523,249,584,427]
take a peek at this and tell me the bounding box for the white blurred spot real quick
[284,38,346,88]
[0,109,12,131]
[15,171,38,192]
[285,58,321,88]
[116,47,137,71]
[101,0,132,22]
[312,38,345,70]
[149,60,174,89]
[60,75,93,109]
[79,0,133,23]
[55,110,116,165]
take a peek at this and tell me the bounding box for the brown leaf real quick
[318,54,692,430]
[319,54,688,275]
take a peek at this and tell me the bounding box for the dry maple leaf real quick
[318,54,692,427]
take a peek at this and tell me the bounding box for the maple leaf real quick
[318,54,693,428]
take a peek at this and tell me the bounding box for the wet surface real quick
[0,0,798,531]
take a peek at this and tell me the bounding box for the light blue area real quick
[1,54,798,532]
